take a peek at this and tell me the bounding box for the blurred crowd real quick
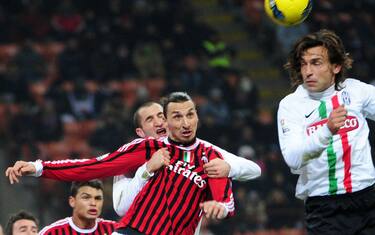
[0,0,374,234]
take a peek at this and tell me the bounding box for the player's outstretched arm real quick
[5,161,36,184]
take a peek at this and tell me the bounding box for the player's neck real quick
[71,215,96,229]
[168,136,196,147]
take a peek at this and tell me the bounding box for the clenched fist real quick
[327,104,347,134]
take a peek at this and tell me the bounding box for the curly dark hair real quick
[284,29,353,90]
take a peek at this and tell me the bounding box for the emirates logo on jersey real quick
[168,160,207,188]
[306,116,359,136]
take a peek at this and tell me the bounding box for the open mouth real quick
[182,130,192,137]
[156,128,167,136]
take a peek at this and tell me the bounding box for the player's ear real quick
[333,64,342,74]
[136,128,146,138]
[69,196,75,208]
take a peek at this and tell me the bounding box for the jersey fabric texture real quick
[33,137,235,235]
[112,138,261,217]
[277,79,375,199]
[39,217,116,235]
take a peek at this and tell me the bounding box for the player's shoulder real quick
[117,137,160,152]
[39,217,70,235]
[342,78,368,88]
[279,85,306,107]
[97,218,117,225]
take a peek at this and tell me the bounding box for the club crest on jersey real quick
[306,116,359,136]
[341,91,351,105]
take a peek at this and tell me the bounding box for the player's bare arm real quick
[5,161,36,184]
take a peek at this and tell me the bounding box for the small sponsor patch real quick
[280,119,290,133]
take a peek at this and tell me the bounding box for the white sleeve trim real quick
[30,160,43,177]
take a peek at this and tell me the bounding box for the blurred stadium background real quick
[0,0,375,234]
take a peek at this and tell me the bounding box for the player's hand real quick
[5,161,36,184]
[199,200,227,219]
[146,148,170,173]
[327,104,347,134]
[203,158,230,178]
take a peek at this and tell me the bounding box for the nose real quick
[304,64,313,76]
[89,198,97,206]
[154,117,164,126]
[182,117,190,128]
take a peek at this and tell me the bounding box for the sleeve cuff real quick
[30,160,43,177]
[218,202,229,218]
[319,125,333,146]
[135,163,154,181]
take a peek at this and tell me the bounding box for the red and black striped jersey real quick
[34,137,235,235]
[39,217,116,235]
[117,138,234,235]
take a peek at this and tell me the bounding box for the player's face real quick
[166,100,198,144]
[300,46,341,92]
[12,219,38,235]
[136,103,167,139]
[70,186,104,221]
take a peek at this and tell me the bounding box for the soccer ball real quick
[264,0,312,26]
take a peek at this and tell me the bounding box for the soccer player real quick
[112,101,261,216]
[277,29,375,234]
[39,180,116,235]
[6,92,242,235]
[5,211,38,235]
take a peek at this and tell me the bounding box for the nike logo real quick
[305,109,315,118]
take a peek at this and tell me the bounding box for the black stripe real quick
[146,193,168,234]
[68,225,74,235]
[169,173,191,217]
[224,180,231,200]
[44,142,142,170]
[136,171,166,230]
[212,149,222,159]
[169,145,177,165]
[174,185,200,231]
[153,139,160,149]
[145,140,151,160]
[194,143,201,167]
[172,179,195,222]
[131,170,165,228]
[152,149,182,234]
[180,192,205,232]
[61,227,66,235]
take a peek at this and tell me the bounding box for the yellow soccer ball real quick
[264,0,312,26]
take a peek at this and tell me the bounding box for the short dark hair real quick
[6,211,38,235]
[160,92,193,117]
[284,29,353,90]
[132,102,160,129]
[70,180,104,197]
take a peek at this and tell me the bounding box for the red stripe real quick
[332,95,352,193]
